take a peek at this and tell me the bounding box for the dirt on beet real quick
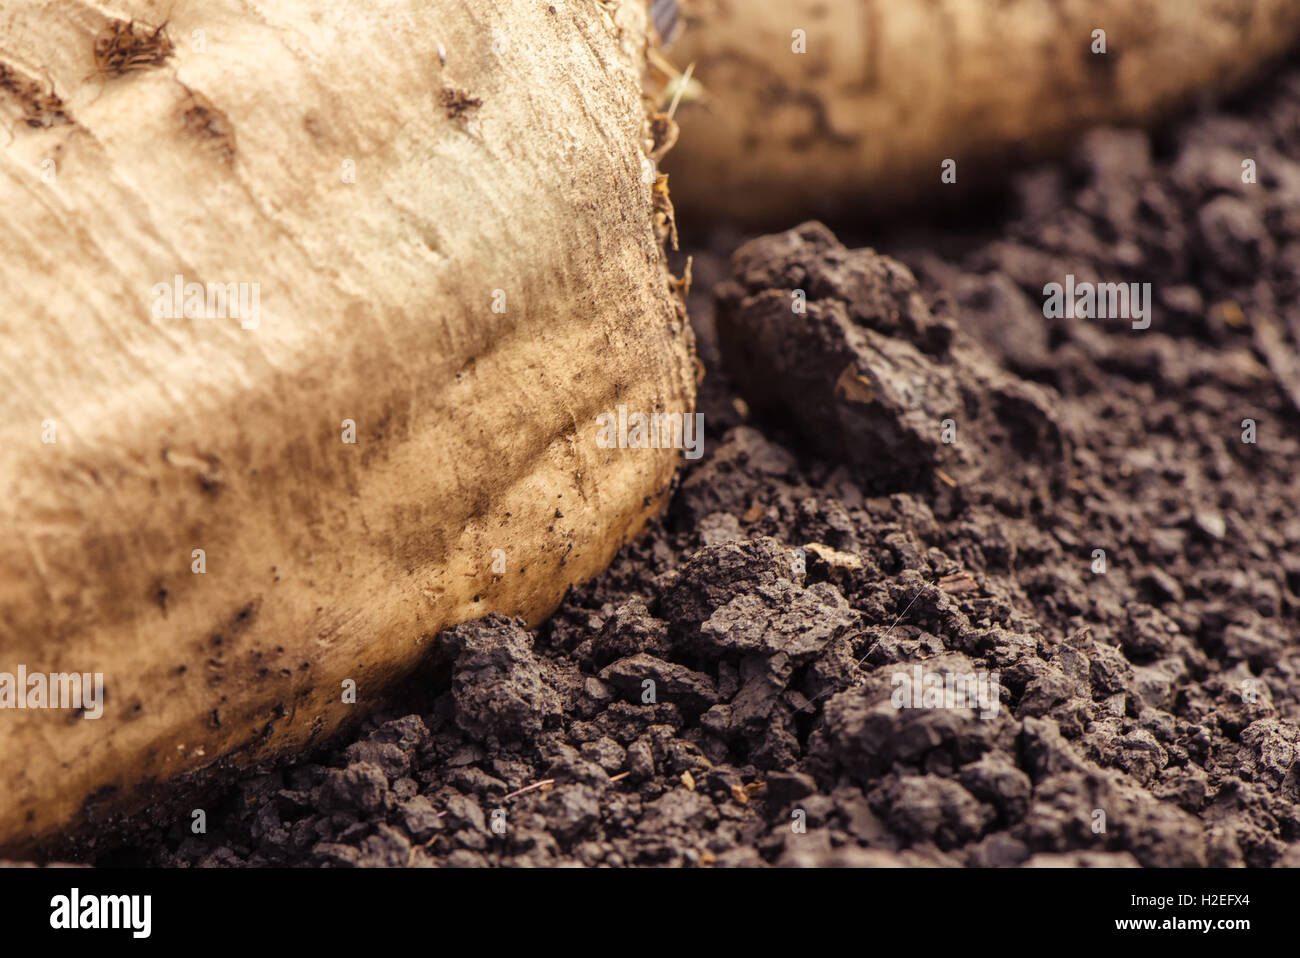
[72,64,1300,868]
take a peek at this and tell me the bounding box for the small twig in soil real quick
[938,572,979,594]
[501,778,555,802]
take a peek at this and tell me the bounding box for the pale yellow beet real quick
[0,0,695,853]
[666,0,1300,225]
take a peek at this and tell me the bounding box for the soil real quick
[83,65,1300,868]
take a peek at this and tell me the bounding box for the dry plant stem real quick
[502,779,557,802]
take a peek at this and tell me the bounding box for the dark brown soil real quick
[87,66,1300,868]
